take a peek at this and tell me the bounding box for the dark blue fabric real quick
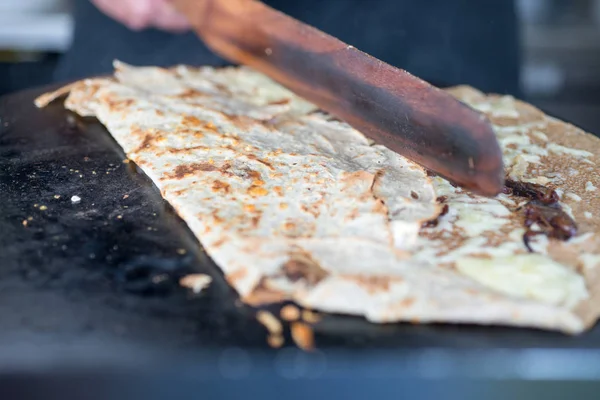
[54,0,521,95]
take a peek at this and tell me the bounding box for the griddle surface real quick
[1,85,600,378]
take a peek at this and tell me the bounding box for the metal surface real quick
[172,0,504,197]
[2,85,600,384]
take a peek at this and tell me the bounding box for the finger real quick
[151,0,191,32]
[91,0,154,31]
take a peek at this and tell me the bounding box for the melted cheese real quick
[456,254,588,308]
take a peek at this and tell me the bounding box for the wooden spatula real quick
[170,0,504,196]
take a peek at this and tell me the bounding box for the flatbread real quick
[36,61,600,334]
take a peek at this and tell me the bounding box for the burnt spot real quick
[410,191,419,200]
[281,249,329,286]
[505,179,576,251]
[436,196,448,203]
[426,170,437,178]
[520,200,577,252]
[421,204,449,228]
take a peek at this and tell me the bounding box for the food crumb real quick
[302,309,321,324]
[117,215,123,219]
[27,216,33,221]
[291,322,315,351]
[22,220,28,227]
[123,194,129,199]
[280,304,301,321]
[123,159,130,164]
[53,195,61,199]
[176,248,187,255]
[71,195,81,203]
[179,274,212,294]
[39,205,48,211]
[256,310,283,336]
[267,334,284,348]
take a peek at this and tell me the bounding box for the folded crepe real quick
[36,61,600,334]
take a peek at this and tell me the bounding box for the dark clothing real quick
[54,0,521,95]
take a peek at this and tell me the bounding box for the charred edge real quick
[421,203,450,229]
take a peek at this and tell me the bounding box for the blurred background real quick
[1,0,600,134]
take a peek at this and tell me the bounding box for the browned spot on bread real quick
[106,98,134,110]
[177,88,205,99]
[226,113,256,130]
[248,185,269,197]
[227,267,248,286]
[268,98,291,105]
[181,115,202,126]
[212,180,230,193]
[246,154,274,170]
[211,237,227,248]
[245,169,261,180]
[250,211,262,228]
[166,145,211,154]
[343,275,403,294]
[166,162,232,179]
[399,297,415,307]
[301,204,320,218]
[168,163,218,179]
[281,248,329,286]
[273,186,284,196]
[204,121,218,132]
[132,131,158,154]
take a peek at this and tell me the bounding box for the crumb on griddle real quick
[256,310,283,336]
[280,304,300,321]
[291,322,315,351]
[179,273,212,294]
[301,309,321,324]
[267,334,284,349]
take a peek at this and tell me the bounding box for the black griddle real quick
[2,85,600,398]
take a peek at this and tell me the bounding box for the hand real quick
[91,0,191,32]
